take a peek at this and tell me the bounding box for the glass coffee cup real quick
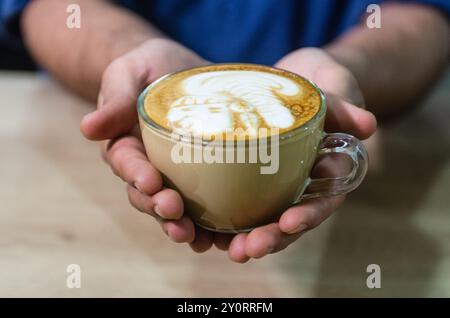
[137,64,368,233]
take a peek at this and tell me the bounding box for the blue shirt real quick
[1,0,450,65]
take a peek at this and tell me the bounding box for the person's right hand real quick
[80,38,210,243]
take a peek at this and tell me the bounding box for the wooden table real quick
[0,70,449,297]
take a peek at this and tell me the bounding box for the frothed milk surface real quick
[144,64,321,139]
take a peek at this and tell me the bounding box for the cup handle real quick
[293,133,369,203]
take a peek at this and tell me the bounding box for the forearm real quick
[21,0,163,101]
[326,3,450,119]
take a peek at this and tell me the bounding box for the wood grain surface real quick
[0,70,449,297]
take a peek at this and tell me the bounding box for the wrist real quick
[109,33,164,64]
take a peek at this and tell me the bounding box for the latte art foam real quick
[168,71,299,137]
[144,64,321,140]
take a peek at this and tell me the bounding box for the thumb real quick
[80,59,150,140]
[325,93,377,140]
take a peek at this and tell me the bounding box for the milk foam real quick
[167,71,301,137]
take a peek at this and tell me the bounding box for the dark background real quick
[1,13,36,71]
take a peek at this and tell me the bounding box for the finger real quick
[245,223,302,259]
[100,125,142,162]
[127,185,157,217]
[213,233,234,251]
[106,135,162,195]
[127,185,184,220]
[325,94,377,140]
[159,216,196,243]
[152,188,184,220]
[80,59,149,140]
[189,227,214,253]
[80,100,137,141]
[279,195,345,234]
[228,233,250,263]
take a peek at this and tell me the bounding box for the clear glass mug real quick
[137,64,368,233]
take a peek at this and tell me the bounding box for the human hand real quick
[197,48,377,263]
[276,47,376,136]
[80,38,210,242]
[216,48,377,262]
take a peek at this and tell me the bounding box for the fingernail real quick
[132,182,144,193]
[153,205,162,217]
[288,223,308,234]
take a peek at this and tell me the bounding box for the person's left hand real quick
[200,48,377,262]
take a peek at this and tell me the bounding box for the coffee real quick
[144,64,321,140]
[138,64,368,233]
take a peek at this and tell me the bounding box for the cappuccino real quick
[144,64,320,140]
[138,64,368,232]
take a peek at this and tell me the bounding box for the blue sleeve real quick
[0,0,29,37]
